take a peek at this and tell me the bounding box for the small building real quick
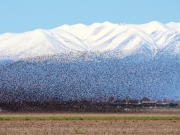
[141,100,157,104]
[141,100,157,108]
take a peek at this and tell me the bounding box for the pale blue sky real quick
[0,0,180,34]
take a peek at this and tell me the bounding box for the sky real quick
[0,0,180,34]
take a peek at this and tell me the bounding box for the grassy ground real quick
[0,109,180,134]
[0,113,180,121]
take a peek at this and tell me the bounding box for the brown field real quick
[0,113,180,135]
[1,120,180,135]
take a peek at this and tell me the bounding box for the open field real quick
[0,113,180,135]
[0,119,180,135]
[0,113,180,121]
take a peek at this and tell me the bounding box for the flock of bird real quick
[0,51,180,102]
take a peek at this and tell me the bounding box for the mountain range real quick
[0,21,180,60]
[0,21,180,101]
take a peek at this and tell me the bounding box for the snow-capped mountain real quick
[0,21,180,60]
[0,21,180,101]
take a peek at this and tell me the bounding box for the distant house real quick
[141,100,157,108]
[141,100,157,104]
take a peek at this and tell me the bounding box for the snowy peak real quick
[167,22,180,32]
[0,21,180,60]
[140,21,174,34]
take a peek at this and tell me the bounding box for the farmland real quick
[0,112,180,135]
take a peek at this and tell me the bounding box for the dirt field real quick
[0,113,180,135]
[0,120,180,135]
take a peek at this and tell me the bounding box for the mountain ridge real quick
[0,21,180,60]
[1,21,180,100]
